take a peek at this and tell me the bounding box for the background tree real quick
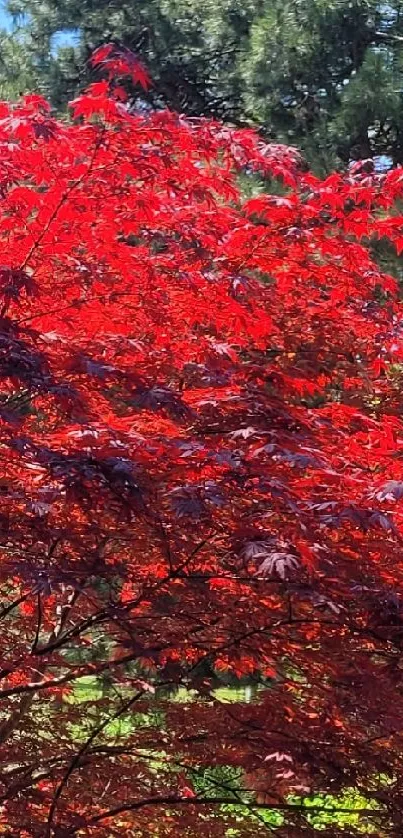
[6,0,403,168]
[0,29,37,99]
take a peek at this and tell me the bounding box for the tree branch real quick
[76,796,386,829]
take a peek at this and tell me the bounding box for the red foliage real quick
[0,47,402,835]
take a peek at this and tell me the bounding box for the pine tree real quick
[6,0,403,167]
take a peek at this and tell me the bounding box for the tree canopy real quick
[0,44,402,835]
[5,0,403,168]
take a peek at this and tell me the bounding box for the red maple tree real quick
[0,44,402,836]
